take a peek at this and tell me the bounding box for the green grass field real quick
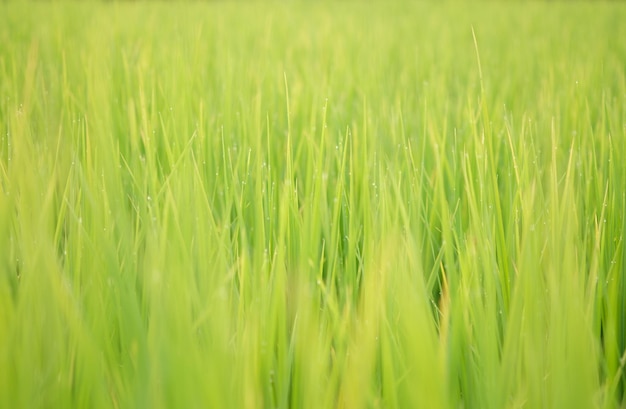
[1,1,626,408]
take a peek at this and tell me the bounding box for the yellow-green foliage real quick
[1,2,625,408]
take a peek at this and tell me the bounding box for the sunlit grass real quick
[1,1,625,408]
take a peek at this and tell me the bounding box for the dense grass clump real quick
[1,2,626,408]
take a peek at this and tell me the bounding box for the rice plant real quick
[1,2,625,408]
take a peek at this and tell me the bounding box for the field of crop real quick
[1,1,626,408]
